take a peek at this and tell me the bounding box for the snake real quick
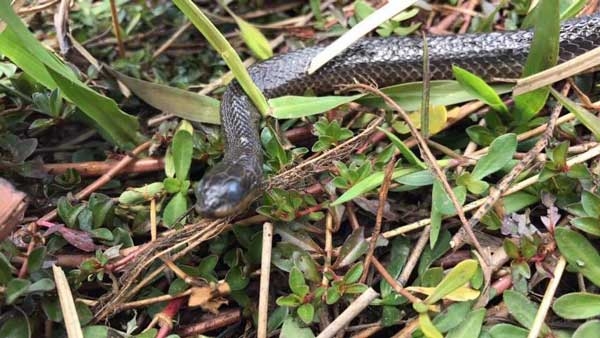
[194,13,600,218]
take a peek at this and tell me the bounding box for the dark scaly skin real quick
[195,14,600,218]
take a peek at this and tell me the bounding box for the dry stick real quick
[108,0,125,57]
[316,288,379,338]
[391,318,420,338]
[451,84,568,249]
[257,222,274,338]
[360,156,396,283]
[398,226,431,286]
[346,83,487,260]
[527,256,567,338]
[152,21,192,59]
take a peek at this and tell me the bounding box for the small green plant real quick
[311,119,353,152]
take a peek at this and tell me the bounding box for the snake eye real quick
[224,180,244,203]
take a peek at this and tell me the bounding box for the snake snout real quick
[194,174,247,218]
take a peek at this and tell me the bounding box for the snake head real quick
[194,162,259,218]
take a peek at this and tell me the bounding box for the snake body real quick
[194,14,600,218]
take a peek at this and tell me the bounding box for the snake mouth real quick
[195,187,259,218]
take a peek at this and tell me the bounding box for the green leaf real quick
[172,0,269,116]
[571,217,600,236]
[581,190,600,218]
[162,192,188,227]
[83,325,109,338]
[5,278,31,304]
[27,246,46,273]
[431,180,466,216]
[504,290,549,334]
[343,263,364,284]
[332,167,418,206]
[378,127,426,169]
[424,259,478,305]
[445,308,485,338]
[0,317,30,338]
[471,134,517,180]
[297,303,315,324]
[108,68,220,124]
[281,318,315,338]
[453,66,508,115]
[225,265,249,291]
[418,313,443,338]
[0,253,13,284]
[326,286,341,304]
[488,323,528,338]
[555,227,600,287]
[553,292,600,319]
[28,278,55,293]
[289,267,309,297]
[514,0,559,121]
[357,80,513,112]
[380,237,410,297]
[573,320,600,338]
[551,88,600,140]
[433,301,474,333]
[172,127,193,179]
[233,15,272,60]
[267,306,288,333]
[276,294,302,307]
[269,94,363,119]
[335,227,369,267]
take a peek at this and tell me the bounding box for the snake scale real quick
[194,13,600,218]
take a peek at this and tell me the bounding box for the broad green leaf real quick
[573,320,600,338]
[27,278,55,293]
[162,192,188,227]
[380,237,410,297]
[297,303,315,324]
[514,0,559,121]
[289,267,309,297]
[571,217,600,236]
[27,246,46,274]
[233,15,272,60]
[0,253,13,284]
[424,259,477,304]
[332,167,418,206]
[108,68,220,124]
[504,290,550,335]
[488,323,528,338]
[269,94,363,119]
[378,127,426,169]
[357,80,513,112]
[555,227,600,287]
[431,180,466,216]
[0,3,142,149]
[581,191,600,218]
[406,286,479,302]
[419,313,443,338]
[503,192,539,213]
[171,127,193,179]
[6,278,31,304]
[471,134,517,180]
[453,66,508,115]
[281,318,315,338]
[267,307,288,333]
[335,227,369,267]
[343,263,364,284]
[432,301,474,333]
[81,326,109,338]
[551,88,600,140]
[0,317,30,338]
[424,259,478,305]
[553,292,600,319]
[445,308,485,338]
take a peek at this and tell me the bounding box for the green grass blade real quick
[108,68,220,125]
[172,0,269,116]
